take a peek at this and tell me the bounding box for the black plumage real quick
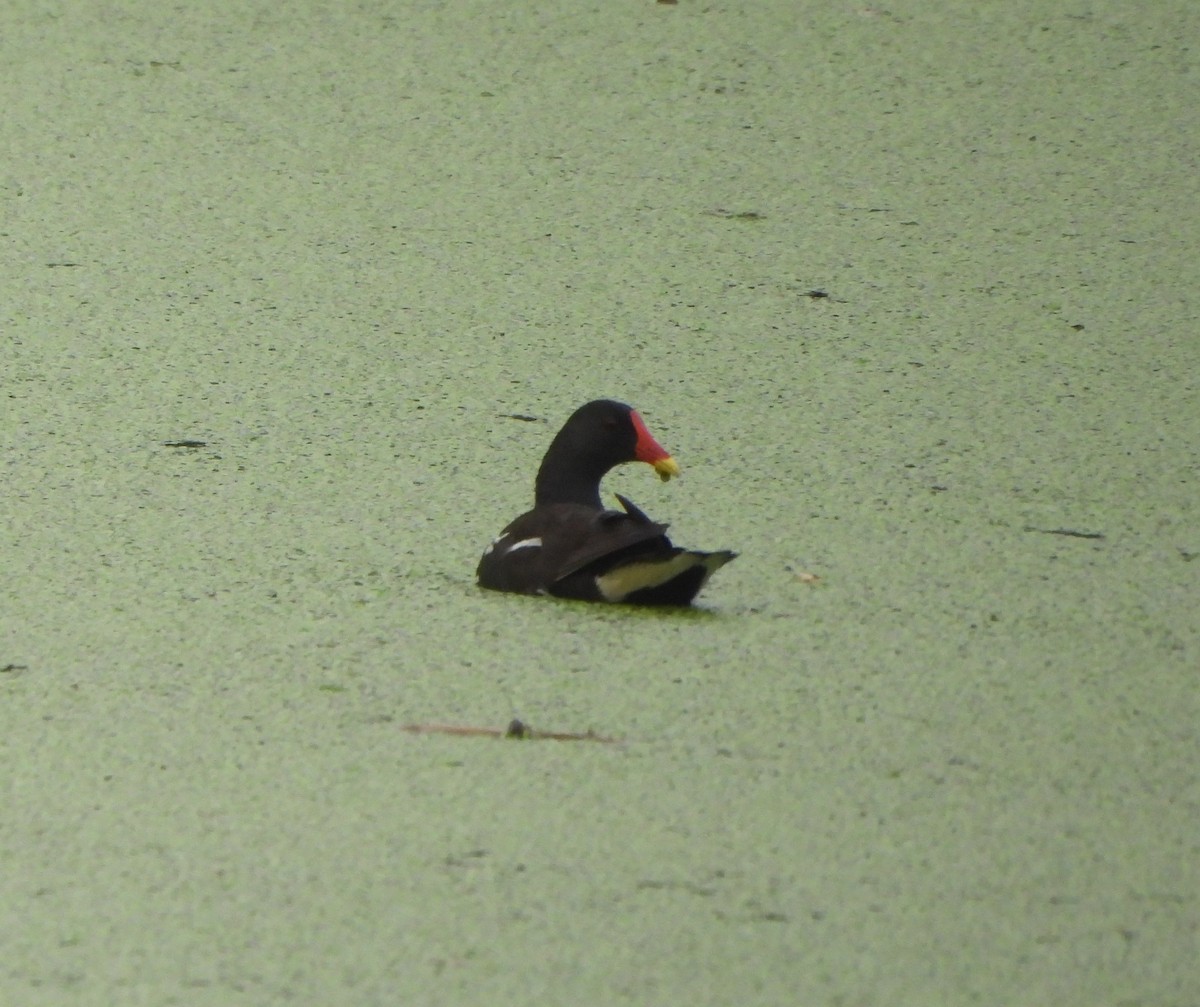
[477,400,735,605]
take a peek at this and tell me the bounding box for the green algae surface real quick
[2,3,1197,1004]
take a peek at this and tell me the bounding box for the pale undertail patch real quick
[595,553,706,602]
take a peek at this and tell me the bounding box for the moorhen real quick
[477,400,736,605]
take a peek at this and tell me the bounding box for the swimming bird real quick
[477,400,735,605]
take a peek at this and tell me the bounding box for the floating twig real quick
[1024,526,1105,540]
[705,208,765,220]
[400,718,618,744]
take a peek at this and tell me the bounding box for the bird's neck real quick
[534,454,607,509]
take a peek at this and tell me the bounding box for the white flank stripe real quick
[505,537,543,553]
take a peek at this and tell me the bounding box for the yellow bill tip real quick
[653,456,681,482]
